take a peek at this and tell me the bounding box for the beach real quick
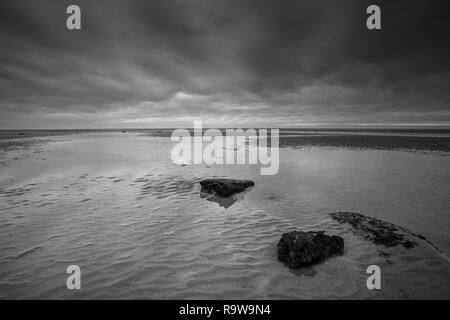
[0,130,449,299]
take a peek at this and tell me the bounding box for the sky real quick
[0,0,449,129]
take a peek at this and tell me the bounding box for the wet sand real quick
[279,134,450,153]
[0,131,449,299]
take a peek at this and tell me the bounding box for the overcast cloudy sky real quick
[0,0,449,129]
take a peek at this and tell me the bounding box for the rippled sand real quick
[0,132,449,299]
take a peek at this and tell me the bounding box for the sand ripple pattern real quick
[0,133,449,299]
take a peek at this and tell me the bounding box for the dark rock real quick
[277,231,344,269]
[199,179,254,197]
[329,212,418,249]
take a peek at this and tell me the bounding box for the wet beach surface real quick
[0,131,449,299]
[279,134,450,153]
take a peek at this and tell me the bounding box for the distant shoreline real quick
[1,129,449,153]
[1,128,450,140]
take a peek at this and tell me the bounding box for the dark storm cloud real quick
[0,0,449,128]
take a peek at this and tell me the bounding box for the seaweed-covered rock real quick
[277,231,344,268]
[329,212,417,249]
[199,179,254,197]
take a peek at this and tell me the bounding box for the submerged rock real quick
[199,179,254,197]
[277,231,344,269]
[329,212,418,249]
